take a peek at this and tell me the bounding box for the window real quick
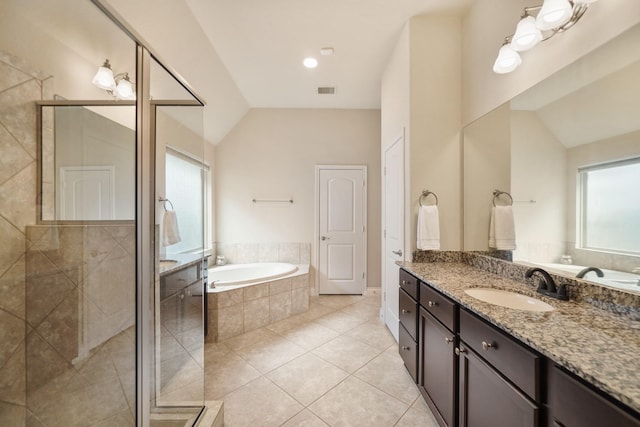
[165,148,210,253]
[578,157,640,254]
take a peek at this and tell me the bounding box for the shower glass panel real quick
[0,0,138,426]
[151,57,206,425]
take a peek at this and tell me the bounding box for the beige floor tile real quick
[315,295,363,309]
[204,353,262,400]
[395,404,440,427]
[234,336,307,374]
[338,301,381,321]
[266,353,349,406]
[222,377,303,427]
[219,327,280,352]
[281,409,329,427]
[343,319,397,351]
[308,377,408,427]
[315,311,367,334]
[279,322,340,350]
[354,348,419,405]
[292,302,336,322]
[312,335,382,373]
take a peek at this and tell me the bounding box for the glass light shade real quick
[512,16,543,51]
[493,44,522,74]
[92,65,116,91]
[536,0,573,31]
[573,0,598,3]
[114,77,135,100]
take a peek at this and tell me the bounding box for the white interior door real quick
[59,166,115,220]
[383,134,404,341]
[318,166,366,294]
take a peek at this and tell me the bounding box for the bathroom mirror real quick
[463,24,640,293]
[39,103,136,222]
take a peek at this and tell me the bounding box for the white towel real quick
[489,206,516,250]
[162,210,181,246]
[417,205,440,250]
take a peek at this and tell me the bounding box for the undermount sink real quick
[464,288,555,312]
[159,259,178,268]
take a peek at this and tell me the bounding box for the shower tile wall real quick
[217,242,311,266]
[0,51,50,427]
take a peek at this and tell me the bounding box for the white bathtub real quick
[520,262,640,292]
[208,262,303,290]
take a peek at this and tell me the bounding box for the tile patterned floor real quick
[204,293,440,427]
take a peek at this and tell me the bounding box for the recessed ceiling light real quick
[303,57,318,68]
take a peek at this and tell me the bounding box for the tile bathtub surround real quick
[204,294,440,427]
[216,242,311,265]
[207,273,311,342]
[400,261,640,414]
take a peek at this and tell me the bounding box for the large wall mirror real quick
[38,102,136,222]
[464,24,640,294]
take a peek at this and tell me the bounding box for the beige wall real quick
[381,15,462,256]
[462,0,640,126]
[215,108,382,288]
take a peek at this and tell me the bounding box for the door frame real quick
[381,130,405,335]
[314,165,368,295]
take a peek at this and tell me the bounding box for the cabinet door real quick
[552,366,640,427]
[458,344,538,427]
[419,308,456,427]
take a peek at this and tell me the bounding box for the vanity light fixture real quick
[92,59,136,100]
[493,0,597,74]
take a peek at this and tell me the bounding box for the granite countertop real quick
[159,253,207,276]
[400,261,640,414]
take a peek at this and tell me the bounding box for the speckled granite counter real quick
[159,253,207,276]
[400,261,640,414]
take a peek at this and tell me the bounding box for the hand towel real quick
[417,205,440,250]
[489,205,516,250]
[162,210,181,246]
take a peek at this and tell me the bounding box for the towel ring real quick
[492,190,513,207]
[159,197,175,211]
[419,190,438,207]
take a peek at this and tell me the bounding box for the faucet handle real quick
[556,284,569,300]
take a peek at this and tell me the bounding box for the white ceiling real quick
[185,0,473,110]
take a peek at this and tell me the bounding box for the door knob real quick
[321,236,330,241]
[392,249,403,256]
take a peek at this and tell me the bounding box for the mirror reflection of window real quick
[579,158,640,254]
[164,148,209,253]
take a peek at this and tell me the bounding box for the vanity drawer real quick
[459,309,540,401]
[399,323,418,383]
[400,269,419,300]
[399,288,418,340]
[420,283,457,332]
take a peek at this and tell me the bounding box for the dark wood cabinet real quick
[458,343,538,427]
[399,272,419,383]
[550,365,640,427]
[419,307,457,427]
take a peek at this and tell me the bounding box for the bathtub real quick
[520,262,640,292]
[208,262,305,290]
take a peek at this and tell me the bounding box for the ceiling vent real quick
[317,86,336,95]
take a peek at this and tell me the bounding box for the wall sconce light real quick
[493,0,597,74]
[92,59,136,100]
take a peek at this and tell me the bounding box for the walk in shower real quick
[0,0,207,425]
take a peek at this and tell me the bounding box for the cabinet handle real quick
[401,309,410,314]
[401,346,411,351]
[402,280,410,285]
[428,301,438,307]
[482,341,495,351]
[444,337,453,344]
[455,347,466,356]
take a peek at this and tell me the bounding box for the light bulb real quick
[493,44,522,74]
[512,16,542,51]
[303,57,318,68]
[114,75,135,100]
[535,0,573,31]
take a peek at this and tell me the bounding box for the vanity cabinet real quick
[399,269,419,382]
[550,365,640,427]
[458,309,539,427]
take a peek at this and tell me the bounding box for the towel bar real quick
[492,190,513,206]
[419,190,438,207]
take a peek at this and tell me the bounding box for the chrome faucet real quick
[575,267,604,279]
[525,267,569,300]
